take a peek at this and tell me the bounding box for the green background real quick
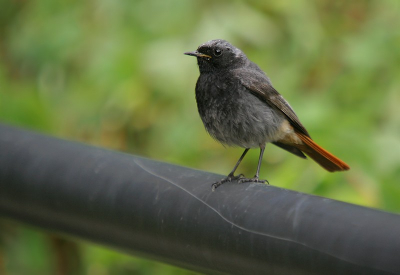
[1,0,399,274]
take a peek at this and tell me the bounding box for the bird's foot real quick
[239,176,269,184]
[211,173,245,191]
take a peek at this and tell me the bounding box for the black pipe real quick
[0,124,399,275]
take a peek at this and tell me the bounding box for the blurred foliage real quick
[0,0,399,274]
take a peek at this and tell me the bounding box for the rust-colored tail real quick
[296,133,350,172]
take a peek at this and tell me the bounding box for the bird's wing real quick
[234,69,310,137]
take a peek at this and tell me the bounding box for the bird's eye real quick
[214,48,222,56]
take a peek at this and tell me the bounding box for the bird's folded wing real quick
[234,69,310,137]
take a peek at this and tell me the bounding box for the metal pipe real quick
[0,124,398,275]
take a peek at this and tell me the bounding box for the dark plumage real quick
[185,39,349,190]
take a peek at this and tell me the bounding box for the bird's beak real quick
[184,51,212,59]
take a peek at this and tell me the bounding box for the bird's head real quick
[185,39,247,73]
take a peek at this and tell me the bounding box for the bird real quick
[184,39,350,190]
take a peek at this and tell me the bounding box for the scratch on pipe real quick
[133,160,297,241]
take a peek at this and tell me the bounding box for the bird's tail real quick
[296,132,350,172]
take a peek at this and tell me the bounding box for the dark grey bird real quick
[185,39,349,190]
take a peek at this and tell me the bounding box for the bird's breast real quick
[195,73,286,148]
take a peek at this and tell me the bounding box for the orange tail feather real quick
[296,133,350,172]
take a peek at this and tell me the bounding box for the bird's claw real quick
[238,177,269,184]
[211,173,245,191]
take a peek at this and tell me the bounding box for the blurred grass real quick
[0,0,399,274]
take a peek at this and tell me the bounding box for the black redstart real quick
[185,39,349,190]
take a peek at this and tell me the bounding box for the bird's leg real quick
[211,148,249,191]
[239,145,269,184]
